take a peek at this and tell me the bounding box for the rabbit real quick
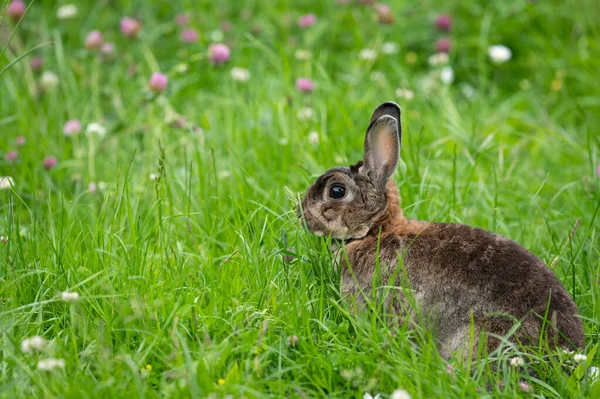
[298,101,585,359]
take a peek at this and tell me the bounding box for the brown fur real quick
[298,101,585,359]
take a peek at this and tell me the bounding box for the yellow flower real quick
[551,79,562,91]
[218,378,225,385]
[145,364,152,371]
[405,51,417,64]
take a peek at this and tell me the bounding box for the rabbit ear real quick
[362,102,401,190]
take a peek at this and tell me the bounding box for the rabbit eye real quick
[329,185,346,199]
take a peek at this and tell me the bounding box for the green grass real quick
[1,0,599,397]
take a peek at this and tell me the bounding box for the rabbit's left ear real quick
[362,102,401,191]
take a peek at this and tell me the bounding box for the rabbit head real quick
[298,102,402,239]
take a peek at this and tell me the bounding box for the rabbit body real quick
[299,102,584,357]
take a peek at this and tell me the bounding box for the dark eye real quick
[329,185,346,199]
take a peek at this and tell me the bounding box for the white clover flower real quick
[381,42,400,55]
[390,389,412,399]
[370,71,385,83]
[0,236,7,244]
[210,30,224,42]
[0,176,15,190]
[294,49,312,60]
[149,173,160,181]
[230,67,250,82]
[488,45,512,64]
[574,354,587,363]
[61,291,79,302]
[308,131,319,145]
[37,358,66,371]
[395,88,414,101]
[21,336,47,353]
[85,122,107,138]
[39,71,60,91]
[359,48,377,61]
[440,66,454,84]
[427,52,449,66]
[509,356,524,367]
[460,83,476,99]
[297,107,314,121]
[363,394,381,399]
[56,4,78,20]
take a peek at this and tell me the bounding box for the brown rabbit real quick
[298,101,584,358]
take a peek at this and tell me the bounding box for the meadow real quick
[1,0,599,397]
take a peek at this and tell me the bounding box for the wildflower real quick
[376,3,394,24]
[61,291,79,302]
[43,156,57,170]
[230,67,250,82]
[208,43,231,65]
[308,131,319,145]
[85,122,107,138]
[435,14,452,31]
[0,236,7,243]
[37,358,66,371]
[85,30,104,50]
[145,364,152,371]
[294,49,312,60]
[436,37,451,53]
[148,72,168,92]
[209,30,224,42]
[296,78,315,93]
[390,390,412,399]
[445,363,455,377]
[488,45,512,64]
[175,13,189,26]
[509,357,524,367]
[101,42,116,58]
[297,108,314,122]
[56,4,78,20]
[5,151,18,162]
[573,354,587,363]
[21,336,47,353]
[30,56,44,71]
[551,79,562,91]
[120,17,142,39]
[428,52,449,66]
[0,177,15,190]
[7,0,26,22]
[298,13,317,28]
[63,119,82,136]
[405,51,417,64]
[363,394,381,399]
[181,28,199,43]
[395,88,414,101]
[148,173,159,181]
[381,42,400,55]
[359,48,377,61]
[460,83,476,99]
[440,66,454,84]
[217,378,225,385]
[519,381,532,393]
[370,71,385,83]
[39,71,60,91]
[88,182,97,193]
[15,136,26,146]
[287,335,299,346]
